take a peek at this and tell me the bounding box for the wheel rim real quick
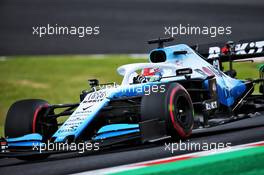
[173,95,192,129]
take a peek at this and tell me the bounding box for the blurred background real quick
[0,0,264,55]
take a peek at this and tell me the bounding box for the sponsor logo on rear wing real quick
[192,39,264,61]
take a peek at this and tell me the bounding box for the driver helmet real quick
[141,68,162,82]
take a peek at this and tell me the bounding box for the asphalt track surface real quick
[0,0,264,55]
[1,115,264,175]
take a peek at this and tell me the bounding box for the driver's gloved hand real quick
[133,75,147,84]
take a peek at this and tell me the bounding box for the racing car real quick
[1,37,264,160]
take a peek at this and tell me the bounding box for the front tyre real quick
[5,99,57,160]
[5,99,57,138]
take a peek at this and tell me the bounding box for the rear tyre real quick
[141,83,194,140]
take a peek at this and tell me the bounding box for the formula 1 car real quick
[1,37,264,160]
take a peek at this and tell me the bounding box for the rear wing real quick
[191,38,264,76]
[192,39,264,61]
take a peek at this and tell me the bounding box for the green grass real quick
[0,56,262,137]
[222,62,260,80]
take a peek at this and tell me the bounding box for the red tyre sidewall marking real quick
[169,85,192,138]
[32,104,49,133]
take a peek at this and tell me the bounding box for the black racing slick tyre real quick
[5,99,58,160]
[141,83,194,140]
[5,99,57,139]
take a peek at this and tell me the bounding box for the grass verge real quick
[113,146,264,175]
